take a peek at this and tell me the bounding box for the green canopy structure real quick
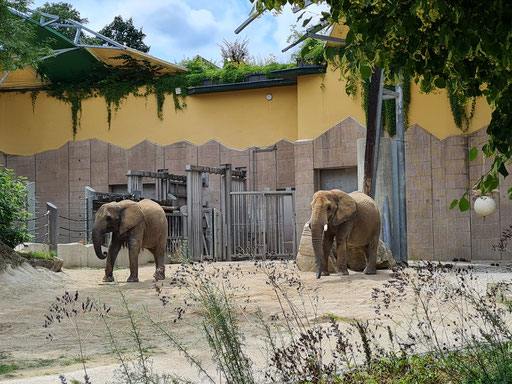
[0,8,187,90]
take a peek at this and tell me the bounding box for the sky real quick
[30,0,328,66]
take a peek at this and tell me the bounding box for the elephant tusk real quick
[324,224,328,232]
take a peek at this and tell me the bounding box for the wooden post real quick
[363,68,382,196]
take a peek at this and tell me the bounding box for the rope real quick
[58,215,90,222]
[27,212,49,221]
[32,224,48,231]
[59,226,86,233]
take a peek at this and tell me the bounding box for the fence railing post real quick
[85,186,96,242]
[26,182,35,235]
[221,164,232,261]
[47,202,57,254]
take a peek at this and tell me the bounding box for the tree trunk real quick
[363,67,382,196]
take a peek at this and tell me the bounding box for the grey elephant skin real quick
[92,199,168,282]
[308,189,381,278]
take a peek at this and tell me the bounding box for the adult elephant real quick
[308,189,381,278]
[92,199,168,282]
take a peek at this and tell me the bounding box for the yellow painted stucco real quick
[0,85,298,156]
[0,64,493,156]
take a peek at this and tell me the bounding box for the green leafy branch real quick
[450,145,510,211]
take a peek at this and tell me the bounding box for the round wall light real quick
[266,93,272,101]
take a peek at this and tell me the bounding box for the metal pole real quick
[391,140,401,262]
[221,164,233,261]
[370,74,385,199]
[26,182,35,235]
[395,83,408,263]
[85,186,96,242]
[47,202,57,255]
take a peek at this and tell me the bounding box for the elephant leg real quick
[335,240,349,276]
[151,245,166,281]
[335,223,353,276]
[363,236,378,275]
[127,238,141,282]
[103,234,121,282]
[322,232,334,276]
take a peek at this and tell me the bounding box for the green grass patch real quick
[21,250,56,260]
[0,363,19,375]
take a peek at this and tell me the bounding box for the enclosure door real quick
[317,167,358,193]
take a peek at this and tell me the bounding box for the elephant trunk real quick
[310,219,327,279]
[92,224,108,260]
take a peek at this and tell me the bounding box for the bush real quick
[0,168,31,248]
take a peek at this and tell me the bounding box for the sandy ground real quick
[0,260,511,383]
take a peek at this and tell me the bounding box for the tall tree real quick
[36,2,88,41]
[0,0,51,71]
[252,0,512,199]
[99,16,150,52]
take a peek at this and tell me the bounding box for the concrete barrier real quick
[14,243,50,254]
[57,243,156,268]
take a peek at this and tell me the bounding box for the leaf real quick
[302,16,312,27]
[498,162,509,177]
[450,199,459,210]
[346,29,355,45]
[434,77,446,89]
[360,65,372,79]
[469,147,478,162]
[459,197,470,211]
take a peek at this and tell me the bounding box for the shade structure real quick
[0,11,186,90]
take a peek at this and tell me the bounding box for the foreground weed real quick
[43,291,110,383]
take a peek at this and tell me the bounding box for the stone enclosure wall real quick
[1,117,509,262]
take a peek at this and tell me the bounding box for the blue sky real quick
[31,0,328,65]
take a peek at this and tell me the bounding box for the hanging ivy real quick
[35,55,294,137]
[30,90,39,113]
[447,84,476,132]
[361,76,411,136]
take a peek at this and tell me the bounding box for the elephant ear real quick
[119,202,144,235]
[330,189,357,226]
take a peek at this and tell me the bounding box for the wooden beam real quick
[363,67,382,196]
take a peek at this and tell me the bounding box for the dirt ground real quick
[0,260,510,383]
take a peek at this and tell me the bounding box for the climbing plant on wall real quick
[447,84,476,132]
[361,77,411,136]
[30,56,294,137]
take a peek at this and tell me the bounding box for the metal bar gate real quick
[230,190,296,259]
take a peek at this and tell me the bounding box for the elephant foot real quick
[363,267,376,275]
[321,271,330,276]
[127,276,139,283]
[153,266,166,281]
[103,275,114,283]
[338,270,349,276]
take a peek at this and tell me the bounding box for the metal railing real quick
[231,190,296,259]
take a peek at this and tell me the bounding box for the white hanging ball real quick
[474,196,496,217]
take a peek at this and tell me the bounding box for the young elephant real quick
[308,189,381,278]
[92,199,168,282]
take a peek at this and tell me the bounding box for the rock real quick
[296,224,396,273]
[0,241,26,273]
[24,257,64,272]
[347,240,396,271]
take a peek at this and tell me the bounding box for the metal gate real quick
[231,190,296,259]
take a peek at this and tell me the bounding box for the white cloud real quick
[30,0,329,65]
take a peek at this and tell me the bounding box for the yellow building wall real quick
[0,85,298,156]
[0,65,494,156]
[297,68,366,140]
[296,68,493,140]
[297,69,492,139]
